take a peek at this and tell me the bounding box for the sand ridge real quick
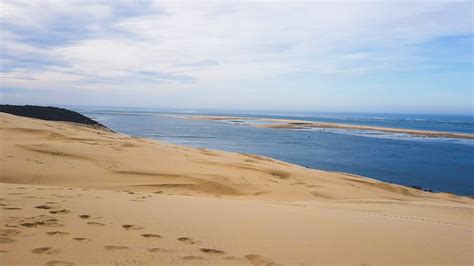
[0,113,473,265]
[185,115,474,140]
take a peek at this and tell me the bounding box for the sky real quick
[0,0,472,114]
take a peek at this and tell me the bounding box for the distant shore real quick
[186,115,474,140]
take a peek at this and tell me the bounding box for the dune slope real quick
[0,113,472,265]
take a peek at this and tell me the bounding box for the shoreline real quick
[5,111,470,197]
[184,115,474,140]
[1,112,473,264]
[1,112,471,200]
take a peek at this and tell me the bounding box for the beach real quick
[1,112,473,265]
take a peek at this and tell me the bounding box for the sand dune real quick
[0,113,473,265]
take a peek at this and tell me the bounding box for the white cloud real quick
[0,0,472,104]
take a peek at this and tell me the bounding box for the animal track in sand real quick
[244,254,277,266]
[141,233,161,238]
[49,209,70,215]
[87,222,104,226]
[122,224,143,230]
[45,260,75,266]
[177,237,196,245]
[200,248,225,255]
[104,245,128,250]
[31,247,60,255]
[78,215,90,219]
[46,231,69,236]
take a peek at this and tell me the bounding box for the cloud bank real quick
[0,0,472,113]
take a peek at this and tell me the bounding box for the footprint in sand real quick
[104,245,128,250]
[46,261,75,266]
[31,247,60,255]
[73,237,91,242]
[244,254,277,265]
[182,255,205,260]
[87,222,104,226]
[148,248,175,253]
[177,237,196,245]
[0,237,15,243]
[46,231,69,236]
[35,205,55,210]
[78,215,90,219]
[200,248,225,255]
[20,222,39,228]
[141,233,161,239]
[49,209,70,215]
[3,207,22,210]
[20,218,62,228]
[225,256,246,262]
[0,228,19,237]
[122,224,143,230]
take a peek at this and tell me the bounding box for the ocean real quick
[76,107,474,196]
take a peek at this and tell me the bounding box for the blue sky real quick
[0,1,472,114]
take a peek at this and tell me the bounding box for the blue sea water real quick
[76,107,474,196]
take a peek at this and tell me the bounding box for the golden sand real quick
[0,113,472,265]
